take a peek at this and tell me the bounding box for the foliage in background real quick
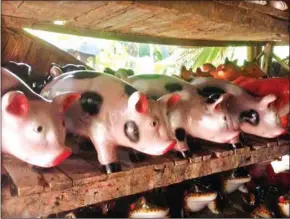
[25,28,288,76]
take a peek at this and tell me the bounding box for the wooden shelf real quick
[2,1,289,46]
[2,136,289,218]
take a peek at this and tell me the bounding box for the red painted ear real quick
[167,93,181,109]
[130,203,136,210]
[136,94,149,114]
[278,196,285,203]
[62,93,81,112]
[6,93,29,116]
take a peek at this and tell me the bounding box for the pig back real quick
[127,74,196,99]
[1,67,42,100]
[41,70,137,112]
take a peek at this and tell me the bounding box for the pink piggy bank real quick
[126,74,240,153]
[41,69,177,173]
[1,67,80,167]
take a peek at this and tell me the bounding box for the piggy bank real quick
[211,58,244,82]
[41,69,176,173]
[3,61,88,94]
[1,67,79,167]
[241,60,267,79]
[248,185,287,218]
[190,77,285,140]
[201,63,216,74]
[128,196,170,218]
[182,180,217,217]
[220,168,251,195]
[126,74,240,154]
[278,194,290,217]
[233,76,289,131]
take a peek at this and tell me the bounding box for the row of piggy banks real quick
[1,61,288,174]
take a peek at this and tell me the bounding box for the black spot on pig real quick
[124,121,139,143]
[80,92,103,115]
[62,64,87,72]
[197,86,225,98]
[51,63,88,73]
[175,128,186,141]
[165,83,183,93]
[2,61,32,82]
[240,110,259,126]
[206,93,222,104]
[72,71,101,79]
[124,84,138,96]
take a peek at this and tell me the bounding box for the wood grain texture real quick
[2,27,89,76]
[2,142,288,218]
[3,156,45,196]
[1,0,288,44]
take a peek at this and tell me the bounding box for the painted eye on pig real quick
[35,125,43,133]
[150,121,158,127]
[240,110,259,126]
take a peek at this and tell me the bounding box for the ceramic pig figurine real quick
[126,74,240,152]
[128,196,170,218]
[189,77,285,140]
[233,76,289,131]
[182,180,217,217]
[1,67,80,167]
[241,60,267,79]
[211,58,244,81]
[2,61,88,94]
[41,69,176,173]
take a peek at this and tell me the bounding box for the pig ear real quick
[206,93,231,112]
[196,67,202,74]
[166,93,181,109]
[2,91,29,116]
[53,92,81,112]
[259,94,277,109]
[128,91,149,114]
[50,65,63,78]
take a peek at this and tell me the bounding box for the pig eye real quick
[223,116,227,121]
[62,121,65,127]
[150,120,158,127]
[35,126,43,133]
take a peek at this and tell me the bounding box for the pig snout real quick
[50,147,72,167]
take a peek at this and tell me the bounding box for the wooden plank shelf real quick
[1,135,289,218]
[2,1,289,46]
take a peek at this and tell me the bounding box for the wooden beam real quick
[217,1,289,20]
[1,15,282,47]
[273,53,290,72]
[262,42,274,74]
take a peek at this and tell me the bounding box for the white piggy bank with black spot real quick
[41,69,177,173]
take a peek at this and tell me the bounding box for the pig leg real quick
[174,128,192,158]
[186,134,202,152]
[228,136,243,154]
[90,127,121,174]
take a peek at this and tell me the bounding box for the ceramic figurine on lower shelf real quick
[278,193,290,218]
[40,68,177,174]
[1,66,80,168]
[182,179,217,217]
[128,196,170,218]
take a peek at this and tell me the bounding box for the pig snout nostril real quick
[240,110,259,126]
